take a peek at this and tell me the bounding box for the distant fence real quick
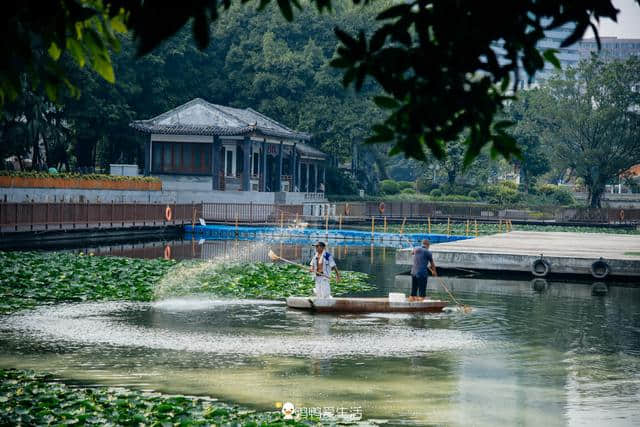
[0,202,201,232]
[201,203,303,223]
[332,202,640,224]
[2,201,638,233]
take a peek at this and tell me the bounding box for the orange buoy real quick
[344,203,351,216]
[378,202,385,214]
[165,205,172,221]
[619,209,625,221]
[163,244,171,260]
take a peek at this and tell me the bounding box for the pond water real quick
[1,238,639,426]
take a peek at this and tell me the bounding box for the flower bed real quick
[0,172,162,191]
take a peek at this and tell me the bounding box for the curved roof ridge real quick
[245,107,294,132]
[130,98,311,141]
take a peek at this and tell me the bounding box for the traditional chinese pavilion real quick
[130,98,327,194]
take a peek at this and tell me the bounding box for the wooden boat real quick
[286,296,448,313]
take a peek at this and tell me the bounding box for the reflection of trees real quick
[443,274,640,425]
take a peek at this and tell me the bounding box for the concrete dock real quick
[396,231,640,278]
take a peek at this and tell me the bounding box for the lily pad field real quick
[0,369,314,426]
[0,251,371,314]
[0,250,371,425]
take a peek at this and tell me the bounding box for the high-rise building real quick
[492,21,580,88]
[535,23,580,83]
[578,37,640,61]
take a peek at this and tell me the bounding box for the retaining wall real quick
[0,187,319,204]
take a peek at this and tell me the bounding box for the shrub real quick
[553,188,575,205]
[416,175,435,193]
[440,194,475,202]
[397,181,414,190]
[325,167,358,195]
[500,180,519,190]
[484,183,522,205]
[468,190,480,199]
[535,184,575,206]
[380,179,400,195]
[430,188,443,198]
[401,188,416,194]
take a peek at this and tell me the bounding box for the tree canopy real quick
[513,56,640,207]
[2,0,632,165]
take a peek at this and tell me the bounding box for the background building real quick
[493,21,579,88]
[578,37,640,61]
[131,98,327,196]
[534,22,580,83]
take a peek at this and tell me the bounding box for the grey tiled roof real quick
[296,143,327,159]
[130,98,311,141]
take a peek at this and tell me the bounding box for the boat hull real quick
[286,297,447,313]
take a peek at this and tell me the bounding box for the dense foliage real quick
[155,261,372,300]
[364,178,576,206]
[3,0,626,167]
[532,56,640,207]
[1,3,388,191]
[0,251,371,314]
[0,369,313,426]
[0,251,175,313]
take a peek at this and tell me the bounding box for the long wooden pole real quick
[428,216,431,234]
[371,216,375,240]
[325,212,329,235]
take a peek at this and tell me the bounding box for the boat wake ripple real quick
[4,301,486,358]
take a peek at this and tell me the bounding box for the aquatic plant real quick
[0,251,372,314]
[154,261,372,300]
[0,251,175,313]
[0,369,315,426]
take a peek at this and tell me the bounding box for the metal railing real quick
[201,203,303,224]
[331,202,640,224]
[0,202,201,232]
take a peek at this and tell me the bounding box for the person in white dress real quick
[309,241,340,298]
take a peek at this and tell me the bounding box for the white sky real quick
[584,0,640,39]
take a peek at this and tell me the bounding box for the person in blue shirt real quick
[309,241,340,299]
[409,239,437,302]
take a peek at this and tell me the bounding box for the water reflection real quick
[0,238,639,426]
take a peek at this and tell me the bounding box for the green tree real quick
[539,56,640,207]
[2,0,628,167]
[505,91,551,192]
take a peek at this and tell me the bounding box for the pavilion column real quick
[144,138,151,176]
[297,156,302,192]
[261,139,267,192]
[322,167,325,191]
[276,141,283,192]
[313,163,318,192]
[305,162,309,193]
[242,136,251,191]
[211,135,220,190]
[290,143,297,192]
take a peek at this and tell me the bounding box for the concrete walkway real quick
[397,231,640,277]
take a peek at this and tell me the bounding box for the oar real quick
[268,249,329,278]
[400,236,472,314]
